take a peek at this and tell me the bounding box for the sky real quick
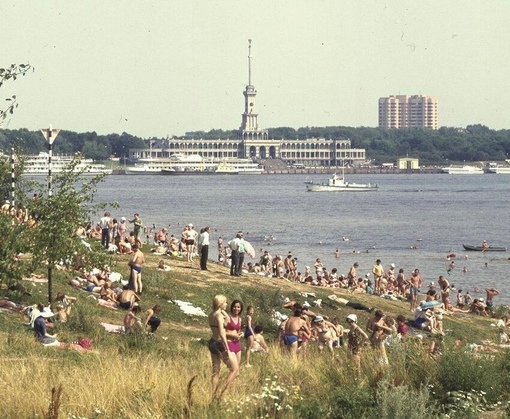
[2,1,509,138]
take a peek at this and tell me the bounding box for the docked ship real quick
[441,165,484,175]
[21,152,112,176]
[126,154,263,175]
[487,163,510,174]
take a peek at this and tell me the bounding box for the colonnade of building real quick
[129,137,367,167]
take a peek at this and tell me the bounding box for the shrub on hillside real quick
[436,349,506,404]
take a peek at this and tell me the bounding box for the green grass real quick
[1,252,509,418]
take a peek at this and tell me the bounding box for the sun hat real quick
[390,263,395,268]
[346,314,357,323]
[121,217,126,221]
[313,315,324,323]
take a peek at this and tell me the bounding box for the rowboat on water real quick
[462,244,507,252]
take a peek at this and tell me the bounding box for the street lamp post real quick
[10,148,15,206]
[40,124,60,302]
[41,125,60,197]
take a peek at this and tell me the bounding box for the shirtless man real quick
[281,305,310,355]
[284,254,293,279]
[485,287,500,310]
[348,262,359,283]
[409,269,422,312]
[155,228,168,246]
[118,287,140,310]
[372,259,384,295]
[129,244,145,294]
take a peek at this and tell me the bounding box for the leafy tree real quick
[24,156,115,301]
[0,64,33,124]
[0,153,115,301]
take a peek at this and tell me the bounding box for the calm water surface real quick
[95,173,510,303]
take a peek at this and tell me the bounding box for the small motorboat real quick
[462,244,507,252]
[305,170,378,192]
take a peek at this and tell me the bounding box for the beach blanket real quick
[22,276,48,283]
[108,272,123,283]
[171,300,207,317]
[100,323,125,333]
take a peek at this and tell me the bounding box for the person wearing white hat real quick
[312,315,339,356]
[32,304,60,346]
[346,313,368,375]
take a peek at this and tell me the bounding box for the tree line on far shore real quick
[1,123,510,165]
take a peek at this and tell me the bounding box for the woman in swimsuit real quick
[226,300,243,367]
[208,295,239,393]
[244,305,255,367]
[312,316,338,356]
[346,314,368,376]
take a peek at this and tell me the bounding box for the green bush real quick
[375,382,439,419]
[436,350,506,404]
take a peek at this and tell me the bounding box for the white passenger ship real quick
[21,152,112,176]
[126,154,263,175]
[441,165,484,175]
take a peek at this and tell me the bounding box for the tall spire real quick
[248,39,252,86]
[238,39,268,147]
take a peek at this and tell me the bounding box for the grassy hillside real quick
[0,252,509,419]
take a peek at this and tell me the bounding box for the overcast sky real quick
[2,1,509,138]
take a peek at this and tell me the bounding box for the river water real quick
[94,173,510,303]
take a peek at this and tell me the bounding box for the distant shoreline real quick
[110,167,447,175]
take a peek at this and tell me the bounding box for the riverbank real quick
[111,167,445,175]
[1,251,509,418]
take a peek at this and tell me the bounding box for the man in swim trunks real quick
[129,244,145,294]
[281,305,310,356]
[118,287,140,310]
[409,269,422,312]
[485,287,500,311]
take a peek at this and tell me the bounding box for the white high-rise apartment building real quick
[378,95,438,129]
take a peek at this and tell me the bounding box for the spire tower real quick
[238,39,268,144]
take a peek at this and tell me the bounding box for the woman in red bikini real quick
[226,300,244,367]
